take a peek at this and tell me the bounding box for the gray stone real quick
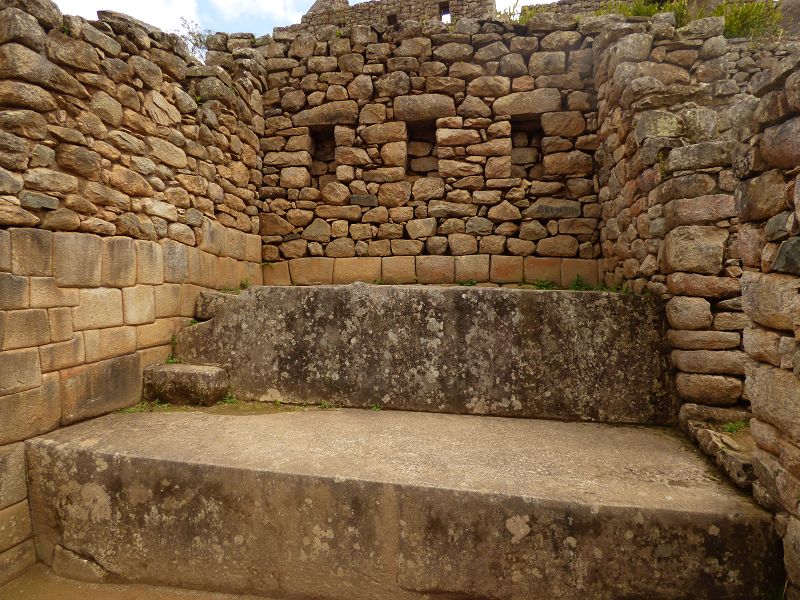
[143,364,229,406]
[492,89,561,117]
[292,100,358,126]
[393,94,455,122]
[26,409,782,598]
[177,285,672,424]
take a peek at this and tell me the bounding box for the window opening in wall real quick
[387,13,398,26]
[439,2,451,23]
[407,121,437,177]
[310,125,337,188]
[510,117,543,180]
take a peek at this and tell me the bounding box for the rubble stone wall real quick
[732,51,800,600]
[301,0,496,30]
[0,1,264,584]
[222,14,605,286]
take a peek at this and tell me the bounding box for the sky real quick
[55,0,521,38]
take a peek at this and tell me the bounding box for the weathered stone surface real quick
[177,285,671,423]
[0,43,86,98]
[59,354,141,424]
[292,100,358,126]
[666,296,713,330]
[143,364,229,407]
[492,89,561,117]
[759,116,800,169]
[26,410,781,599]
[742,271,800,332]
[748,364,800,445]
[675,373,742,405]
[661,226,728,275]
[736,170,787,222]
[393,94,455,122]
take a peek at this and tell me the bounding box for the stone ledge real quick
[264,256,601,286]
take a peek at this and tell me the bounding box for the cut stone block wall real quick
[0,0,264,585]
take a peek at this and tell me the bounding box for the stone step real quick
[142,364,229,406]
[177,284,673,424]
[26,410,782,600]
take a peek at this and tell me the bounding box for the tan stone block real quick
[0,273,28,310]
[671,349,751,375]
[244,234,261,263]
[53,232,101,287]
[84,326,137,363]
[561,258,598,287]
[455,255,490,283]
[536,235,578,257]
[48,306,73,342]
[29,277,79,308]
[154,283,182,317]
[161,239,188,283]
[199,251,218,289]
[0,443,26,510]
[333,257,381,284]
[122,285,155,325]
[667,330,740,350]
[0,348,41,396]
[666,297,712,330]
[381,256,416,284]
[263,262,292,286]
[0,372,59,445]
[197,218,227,256]
[137,318,182,349]
[289,257,334,285]
[2,309,49,350]
[136,240,164,284]
[180,284,204,317]
[138,345,171,369]
[10,228,51,277]
[490,256,523,284]
[101,236,137,287]
[72,288,123,330]
[0,500,31,554]
[39,335,84,373]
[60,353,142,424]
[245,261,263,286]
[0,539,36,587]
[0,229,9,272]
[416,256,454,284]
[524,257,561,285]
[216,256,238,290]
[224,228,247,261]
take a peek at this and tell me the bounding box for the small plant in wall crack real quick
[722,419,749,434]
[219,392,238,405]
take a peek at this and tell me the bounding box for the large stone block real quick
[332,257,381,284]
[60,353,141,424]
[675,373,741,406]
[381,256,416,284]
[72,288,123,330]
[661,226,727,275]
[0,371,59,445]
[292,100,358,126]
[10,227,51,276]
[748,364,800,445]
[84,326,137,363]
[393,94,455,122]
[490,255,523,283]
[735,170,787,222]
[492,89,561,117]
[0,442,25,510]
[101,236,136,287]
[122,285,155,325]
[29,277,78,308]
[0,272,27,310]
[288,257,334,285]
[455,255,489,283]
[671,350,750,375]
[0,539,35,587]
[416,256,454,283]
[0,347,40,396]
[666,296,712,330]
[0,500,31,554]
[177,285,673,424]
[1,308,49,350]
[53,232,101,287]
[742,271,800,332]
[143,364,228,406]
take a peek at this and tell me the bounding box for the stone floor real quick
[0,564,273,600]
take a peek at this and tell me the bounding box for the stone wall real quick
[300,0,496,30]
[731,53,800,599]
[0,0,264,584]
[211,14,605,286]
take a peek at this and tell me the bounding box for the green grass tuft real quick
[712,0,782,38]
[219,392,238,405]
[722,419,749,434]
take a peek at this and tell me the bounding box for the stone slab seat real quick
[26,410,782,599]
[175,283,673,424]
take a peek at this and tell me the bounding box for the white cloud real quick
[54,0,200,33]
[208,0,304,30]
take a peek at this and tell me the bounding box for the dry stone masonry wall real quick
[0,0,265,583]
[2,0,800,590]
